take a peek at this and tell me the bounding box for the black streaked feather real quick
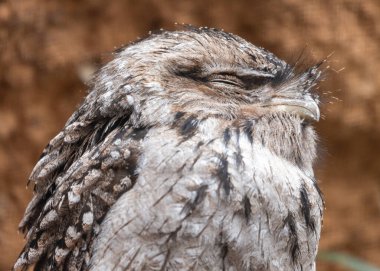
[284,213,300,263]
[217,155,231,196]
[300,185,315,231]
[243,195,251,224]
[223,128,231,145]
[243,120,254,143]
[180,115,199,136]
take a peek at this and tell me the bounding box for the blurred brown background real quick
[1,0,379,270]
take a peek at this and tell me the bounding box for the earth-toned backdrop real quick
[1,1,379,270]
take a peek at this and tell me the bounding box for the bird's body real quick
[15,28,324,271]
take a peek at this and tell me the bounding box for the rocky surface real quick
[1,0,379,270]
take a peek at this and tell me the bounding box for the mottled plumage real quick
[15,28,324,271]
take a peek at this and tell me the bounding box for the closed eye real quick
[208,74,245,88]
[175,64,274,89]
[210,78,242,87]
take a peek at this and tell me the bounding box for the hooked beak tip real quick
[262,97,320,122]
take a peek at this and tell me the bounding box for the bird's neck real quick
[195,113,318,175]
[247,113,317,175]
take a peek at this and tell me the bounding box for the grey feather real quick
[15,28,324,271]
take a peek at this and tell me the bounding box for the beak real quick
[262,96,320,121]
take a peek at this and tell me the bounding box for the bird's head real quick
[88,28,322,127]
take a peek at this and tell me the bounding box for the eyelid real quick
[207,68,276,78]
[235,69,275,78]
[208,74,244,87]
[210,78,243,87]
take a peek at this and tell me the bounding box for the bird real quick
[14,27,324,271]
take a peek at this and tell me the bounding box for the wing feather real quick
[15,76,142,270]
